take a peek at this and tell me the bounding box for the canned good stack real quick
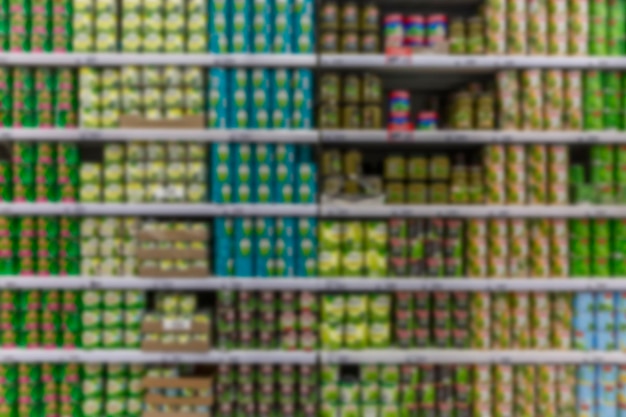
[80,290,145,349]
[388,219,464,278]
[121,0,206,53]
[3,0,72,52]
[395,292,469,349]
[209,0,313,54]
[143,365,212,416]
[0,363,82,417]
[216,291,318,350]
[80,144,205,203]
[0,68,77,128]
[215,364,317,417]
[208,69,313,129]
[0,217,80,275]
[385,13,448,51]
[320,294,391,349]
[80,217,137,277]
[3,143,79,203]
[318,73,383,129]
[318,220,387,277]
[214,217,316,278]
[121,66,204,119]
[319,2,380,54]
[0,290,80,348]
[210,144,316,204]
[82,364,144,417]
[571,145,626,204]
[137,220,209,277]
[73,0,117,52]
[142,293,210,351]
[319,364,470,417]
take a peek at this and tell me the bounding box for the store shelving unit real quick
[0,52,317,67]
[0,277,622,292]
[0,203,620,217]
[0,128,319,143]
[0,349,618,365]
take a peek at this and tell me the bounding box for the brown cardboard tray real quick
[119,114,204,129]
[136,248,206,260]
[137,229,209,242]
[142,376,212,390]
[142,413,207,417]
[141,340,210,352]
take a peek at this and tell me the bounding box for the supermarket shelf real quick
[320,54,626,70]
[321,350,624,365]
[320,204,623,218]
[0,128,318,143]
[0,203,318,217]
[0,349,621,365]
[2,278,625,292]
[0,349,316,364]
[0,52,317,67]
[321,129,626,144]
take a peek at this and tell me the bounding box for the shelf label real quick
[322,132,347,142]
[326,281,345,291]
[437,209,460,218]
[0,130,11,140]
[75,55,97,66]
[387,125,414,142]
[385,47,412,66]
[163,318,192,332]
[79,130,102,141]
[88,280,101,290]
[374,281,395,292]
[215,56,236,66]
[498,355,512,365]
[229,131,252,142]
[445,133,467,143]
[391,207,413,217]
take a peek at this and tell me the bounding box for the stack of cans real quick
[80,290,145,349]
[547,0,567,55]
[73,0,117,52]
[216,364,317,417]
[506,0,526,54]
[564,71,583,129]
[484,145,505,204]
[80,217,138,277]
[0,290,79,348]
[527,0,547,54]
[79,67,119,128]
[103,364,142,417]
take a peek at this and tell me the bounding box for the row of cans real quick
[0,216,80,275]
[470,292,572,350]
[0,68,76,128]
[216,364,317,417]
[467,218,568,278]
[483,0,620,56]
[1,0,72,52]
[321,294,391,349]
[216,291,318,350]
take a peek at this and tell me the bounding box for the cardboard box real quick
[137,229,208,241]
[141,376,213,417]
[136,248,206,260]
[119,114,204,129]
[141,340,210,352]
[137,266,209,278]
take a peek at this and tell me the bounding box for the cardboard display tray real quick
[136,248,207,260]
[142,376,212,390]
[141,340,210,352]
[142,413,207,417]
[137,229,209,241]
